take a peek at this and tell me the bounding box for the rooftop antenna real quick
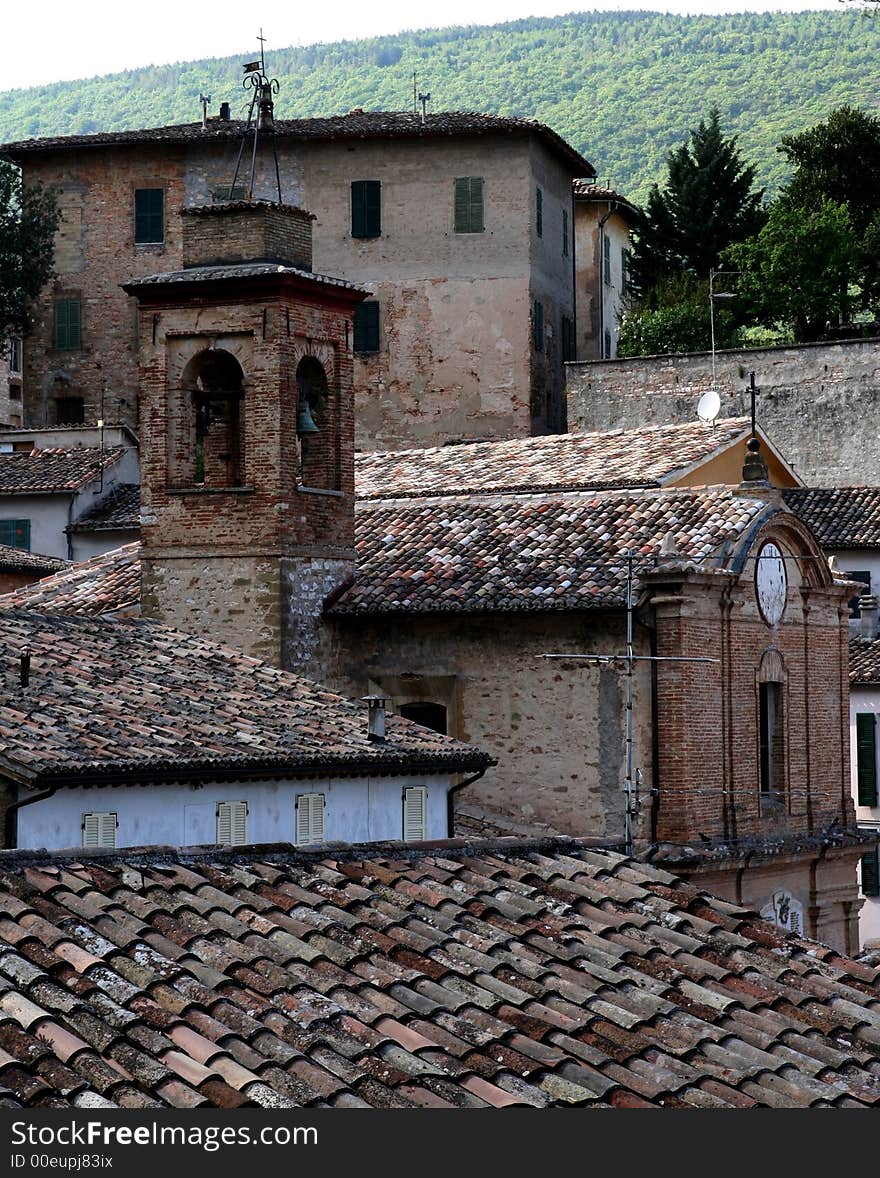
[228,29,283,203]
[418,90,432,123]
[708,268,739,395]
[199,92,212,129]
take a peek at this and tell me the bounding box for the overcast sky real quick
[7,1,850,91]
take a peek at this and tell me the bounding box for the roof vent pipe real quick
[860,593,879,643]
[363,695,390,742]
[20,648,30,689]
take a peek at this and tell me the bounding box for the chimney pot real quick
[860,593,880,642]
[363,695,390,741]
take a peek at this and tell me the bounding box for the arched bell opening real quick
[180,349,245,487]
[296,356,339,490]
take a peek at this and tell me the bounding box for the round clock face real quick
[756,541,787,626]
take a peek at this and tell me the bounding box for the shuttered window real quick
[82,812,117,849]
[453,177,484,234]
[0,519,30,550]
[135,188,164,244]
[353,301,380,353]
[561,315,575,363]
[403,786,428,841]
[536,187,543,237]
[562,208,568,256]
[533,300,544,352]
[351,180,381,238]
[295,792,325,845]
[216,800,248,845]
[857,713,878,807]
[862,845,880,896]
[603,234,611,285]
[54,299,81,350]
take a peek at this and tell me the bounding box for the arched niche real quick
[296,355,339,490]
[177,348,245,487]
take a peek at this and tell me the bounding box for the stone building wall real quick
[566,336,880,485]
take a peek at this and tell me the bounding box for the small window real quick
[354,301,380,354]
[621,246,632,297]
[534,300,544,352]
[351,180,381,239]
[8,338,22,374]
[0,519,31,550]
[759,680,785,803]
[453,177,484,234]
[561,315,575,363]
[82,812,117,849]
[403,786,428,841]
[562,208,568,257]
[536,187,543,237]
[861,841,880,897]
[848,570,871,618]
[856,713,878,807]
[135,188,164,244]
[399,701,447,735]
[216,800,248,846]
[9,385,21,401]
[603,235,611,285]
[55,396,85,425]
[295,793,325,846]
[54,299,81,350]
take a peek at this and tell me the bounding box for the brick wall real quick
[182,202,313,270]
[566,337,880,485]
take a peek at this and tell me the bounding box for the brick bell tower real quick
[124,201,367,673]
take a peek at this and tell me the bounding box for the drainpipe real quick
[447,768,489,838]
[4,785,58,849]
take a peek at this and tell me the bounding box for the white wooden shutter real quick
[296,793,325,845]
[82,812,117,849]
[403,786,428,841]
[216,800,248,846]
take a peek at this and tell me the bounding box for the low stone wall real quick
[566,336,880,485]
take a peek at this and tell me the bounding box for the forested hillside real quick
[0,9,877,200]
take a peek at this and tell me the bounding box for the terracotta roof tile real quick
[0,448,124,495]
[68,484,140,533]
[0,611,490,784]
[784,486,880,548]
[0,838,878,1107]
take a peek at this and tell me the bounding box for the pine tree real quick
[629,107,764,300]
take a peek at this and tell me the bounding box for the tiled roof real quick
[124,262,363,292]
[0,448,124,495]
[850,636,880,684]
[572,181,640,219]
[1,111,594,175]
[784,487,880,549]
[0,543,141,617]
[0,838,879,1109]
[68,485,140,533]
[331,487,769,615]
[355,419,752,500]
[0,547,67,576]
[0,611,490,786]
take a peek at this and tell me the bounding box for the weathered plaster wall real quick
[15,772,452,850]
[323,611,654,840]
[566,337,880,485]
[574,203,631,361]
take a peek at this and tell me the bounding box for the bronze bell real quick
[296,398,319,435]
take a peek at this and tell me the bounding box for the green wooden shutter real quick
[534,300,544,351]
[135,189,164,243]
[354,301,380,353]
[857,713,878,807]
[861,845,880,896]
[0,519,30,550]
[454,177,483,233]
[603,234,611,285]
[54,299,81,350]
[352,181,381,238]
[562,208,568,256]
[536,187,543,237]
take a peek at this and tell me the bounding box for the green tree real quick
[628,107,765,298]
[0,160,60,344]
[617,272,738,357]
[780,105,880,237]
[725,197,858,343]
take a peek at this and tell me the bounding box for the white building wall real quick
[849,683,880,946]
[16,773,453,851]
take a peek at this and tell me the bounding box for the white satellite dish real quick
[696,387,721,425]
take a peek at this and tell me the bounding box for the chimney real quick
[860,593,880,642]
[20,648,30,688]
[219,102,231,121]
[363,695,390,741]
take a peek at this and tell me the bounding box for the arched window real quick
[296,356,338,490]
[757,648,786,810]
[399,701,448,735]
[180,349,244,487]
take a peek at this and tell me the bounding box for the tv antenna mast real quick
[228,29,283,203]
